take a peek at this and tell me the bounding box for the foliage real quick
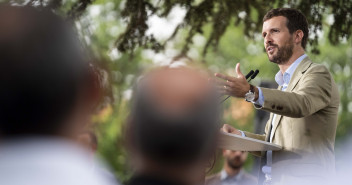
[113,0,352,56]
[4,0,352,56]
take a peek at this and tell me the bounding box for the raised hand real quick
[214,63,250,98]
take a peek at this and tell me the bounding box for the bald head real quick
[142,68,214,116]
[129,67,221,166]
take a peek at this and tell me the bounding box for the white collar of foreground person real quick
[0,137,119,185]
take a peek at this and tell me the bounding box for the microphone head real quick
[251,70,259,79]
[245,70,254,79]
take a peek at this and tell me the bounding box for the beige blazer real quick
[244,57,339,184]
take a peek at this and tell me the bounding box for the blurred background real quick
[2,0,351,182]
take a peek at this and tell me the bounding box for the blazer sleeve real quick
[256,64,332,118]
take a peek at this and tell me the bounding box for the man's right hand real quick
[221,124,242,136]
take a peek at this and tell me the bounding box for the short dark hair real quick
[0,5,88,137]
[263,8,309,49]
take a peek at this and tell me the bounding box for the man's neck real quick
[224,163,241,177]
[278,48,305,74]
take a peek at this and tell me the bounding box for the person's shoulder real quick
[305,59,330,74]
[205,173,221,185]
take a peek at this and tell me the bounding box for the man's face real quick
[262,16,294,64]
[223,150,248,169]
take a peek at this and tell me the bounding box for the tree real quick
[6,0,352,56]
[118,0,352,56]
[120,0,352,55]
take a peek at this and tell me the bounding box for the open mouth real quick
[266,46,276,54]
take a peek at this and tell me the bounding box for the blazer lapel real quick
[266,85,282,142]
[270,57,312,142]
[265,113,274,142]
[271,114,283,142]
[268,86,282,142]
[286,57,312,92]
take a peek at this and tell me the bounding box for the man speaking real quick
[215,8,339,185]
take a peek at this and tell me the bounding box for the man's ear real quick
[295,30,304,45]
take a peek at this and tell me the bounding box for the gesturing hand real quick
[214,63,250,98]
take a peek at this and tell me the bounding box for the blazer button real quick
[271,105,276,109]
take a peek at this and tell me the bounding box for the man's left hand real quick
[214,63,250,98]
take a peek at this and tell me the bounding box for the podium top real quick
[218,131,282,151]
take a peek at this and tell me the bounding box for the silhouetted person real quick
[126,67,221,185]
[205,150,257,185]
[0,4,117,185]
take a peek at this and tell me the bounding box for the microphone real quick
[245,70,254,79]
[220,70,256,103]
[248,69,259,82]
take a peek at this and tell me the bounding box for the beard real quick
[226,156,244,170]
[267,40,294,65]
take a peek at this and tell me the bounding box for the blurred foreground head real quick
[0,4,92,138]
[127,67,221,184]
